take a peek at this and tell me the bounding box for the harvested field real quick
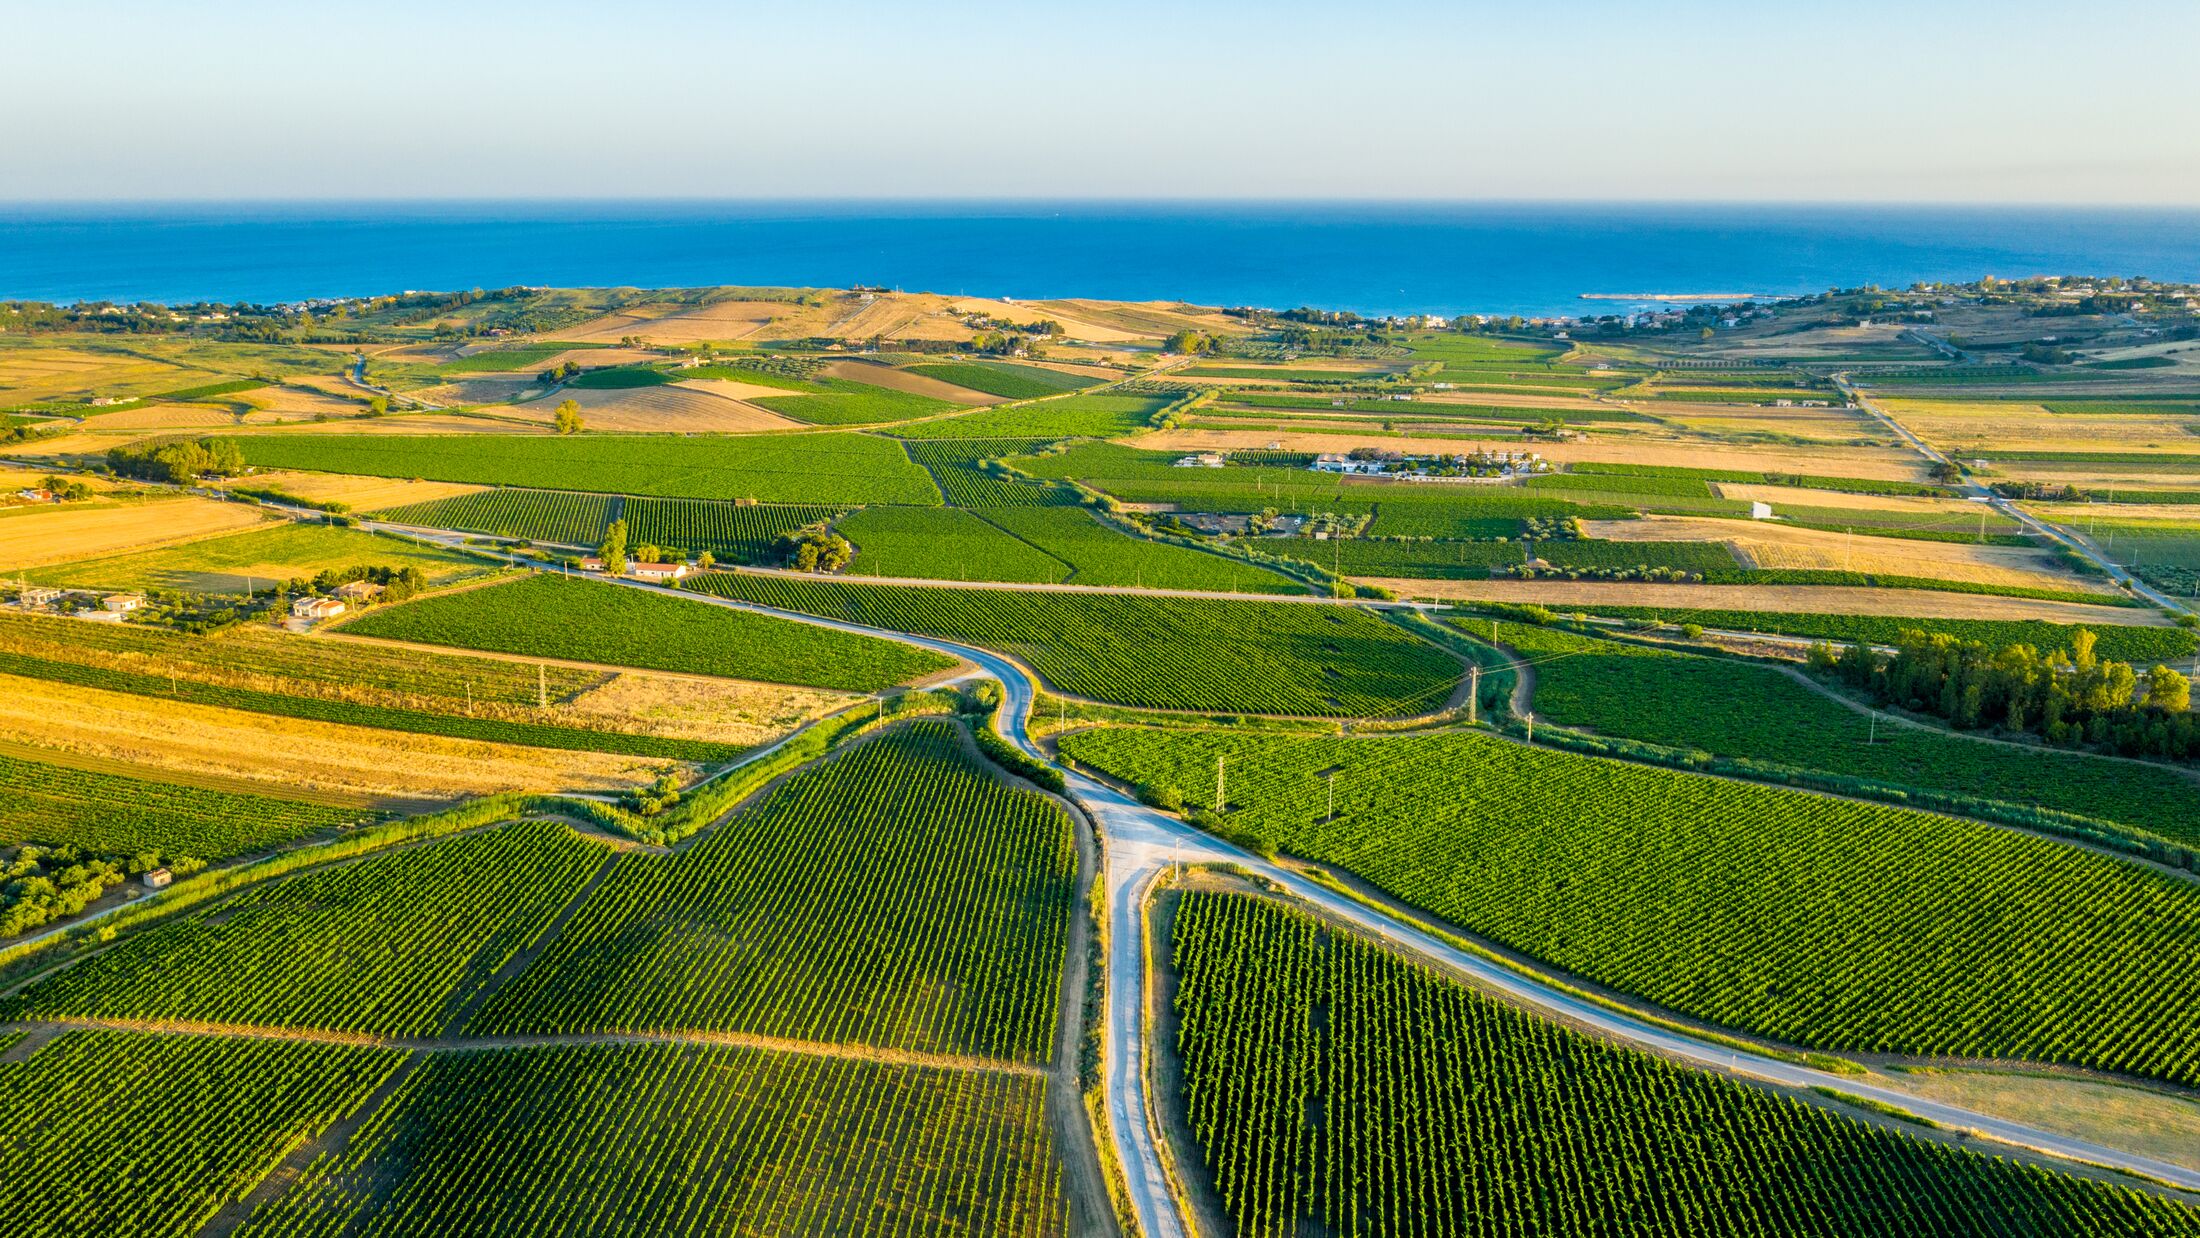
[1362,578,2172,623]
[557,298,812,344]
[0,468,118,495]
[1713,484,1977,513]
[1882,398,2200,457]
[235,385,375,420]
[1584,514,2105,593]
[0,672,677,800]
[78,403,245,430]
[0,497,268,570]
[514,384,801,433]
[416,376,541,406]
[0,347,194,405]
[817,359,1002,405]
[230,414,547,437]
[219,470,486,510]
[672,377,807,403]
[1128,427,1931,481]
[558,671,853,747]
[26,521,481,592]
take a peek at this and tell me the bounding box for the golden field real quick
[0,497,269,570]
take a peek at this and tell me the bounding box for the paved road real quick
[569,571,2200,1226]
[1836,375,2193,617]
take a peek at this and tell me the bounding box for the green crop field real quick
[471,723,1075,1062]
[908,361,1103,399]
[24,521,478,592]
[978,507,1301,593]
[623,497,844,562]
[0,748,365,861]
[377,488,615,545]
[432,343,605,374]
[1064,727,2200,1086]
[228,432,944,505]
[753,377,962,425]
[1219,393,1649,423]
[840,507,1072,582]
[234,1042,1071,1238]
[1169,891,2200,1238]
[342,574,952,692]
[892,393,1165,440]
[3,820,603,1037]
[1559,605,2199,663]
[0,1030,402,1238]
[694,574,1462,716]
[1500,624,2200,843]
[562,365,673,389]
[901,438,1082,507]
[1295,537,1735,579]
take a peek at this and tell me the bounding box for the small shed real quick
[291,596,347,621]
[1749,501,1775,520]
[142,868,173,891]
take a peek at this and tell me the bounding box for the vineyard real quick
[977,507,1301,593]
[891,393,1166,440]
[1063,727,2200,1086]
[0,748,365,860]
[753,376,962,425]
[840,507,1072,582]
[1553,606,2200,663]
[0,1030,401,1238]
[343,574,954,692]
[623,496,842,562]
[2,821,605,1037]
[227,432,945,505]
[1167,891,2200,1238]
[693,574,1463,716]
[471,723,1076,1064]
[234,1041,1071,1238]
[908,361,1103,399]
[900,437,1082,507]
[1298,537,1735,579]
[376,488,614,545]
[1501,623,2200,843]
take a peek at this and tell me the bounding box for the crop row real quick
[839,507,1072,583]
[890,394,1166,441]
[900,438,1081,507]
[228,431,945,505]
[376,488,842,562]
[907,361,1102,399]
[979,507,1300,593]
[471,722,1075,1062]
[1543,605,2198,663]
[1499,623,2200,843]
[1169,892,2200,1238]
[2,821,605,1037]
[235,1041,1070,1238]
[0,1029,401,1238]
[1064,726,2200,1086]
[344,574,953,693]
[378,488,614,545]
[694,574,1462,717]
[0,748,364,863]
[1303,538,1735,579]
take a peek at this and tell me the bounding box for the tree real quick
[366,395,389,416]
[695,550,716,571]
[2147,665,2192,713]
[635,543,663,564]
[774,527,852,573]
[599,518,628,574]
[1164,330,1215,355]
[553,399,584,435]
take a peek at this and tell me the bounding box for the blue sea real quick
[3,201,2198,319]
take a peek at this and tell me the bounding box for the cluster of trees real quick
[1500,563,1703,583]
[1991,480,2085,501]
[283,564,429,605]
[35,474,92,501]
[598,518,630,574]
[1,845,202,937]
[1521,516,1584,541]
[106,437,246,483]
[540,360,583,384]
[1815,627,2198,757]
[623,772,683,817]
[970,330,1050,357]
[553,398,584,434]
[1163,330,1218,355]
[774,527,853,573]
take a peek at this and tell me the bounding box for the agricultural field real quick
[0,495,267,570]
[1370,577,2173,623]
[1498,623,2200,842]
[1541,605,2199,663]
[235,1042,1071,1238]
[24,520,479,592]
[375,487,615,544]
[473,723,1076,1063]
[892,393,1166,440]
[341,574,954,692]
[0,747,366,860]
[0,1030,403,1238]
[900,437,1082,507]
[375,487,840,562]
[840,506,1072,582]
[228,431,945,505]
[1168,891,2200,1238]
[1295,536,1737,579]
[907,360,1104,399]
[3,820,605,1037]
[978,507,1301,593]
[694,574,1463,716]
[1064,727,2200,1086]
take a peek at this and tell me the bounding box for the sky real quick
[4,0,2195,204]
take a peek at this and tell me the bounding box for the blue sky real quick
[4,0,2194,203]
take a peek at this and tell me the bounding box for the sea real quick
[3,201,2198,320]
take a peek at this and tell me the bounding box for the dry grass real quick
[0,347,198,404]
[1713,484,1975,513]
[219,471,486,510]
[562,672,853,746]
[1584,514,2105,593]
[1882,398,2200,457]
[0,497,269,570]
[557,298,822,345]
[513,384,802,433]
[0,671,679,800]
[1358,578,2171,623]
[0,468,118,495]
[228,414,548,437]
[78,403,246,430]
[1129,428,1933,480]
[1866,1068,2200,1173]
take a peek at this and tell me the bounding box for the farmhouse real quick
[628,561,691,582]
[101,593,144,613]
[291,596,347,621]
[15,586,64,609]
[14,488,53,503]
[333,580,385,602]
[580,556,605,571]
[1172,452,1227,469]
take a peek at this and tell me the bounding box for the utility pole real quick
[1467,663,1480,725]
[1524,712,1535,745]
[1214,755,1226,814]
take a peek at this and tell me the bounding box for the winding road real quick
[577,573,2200,1231]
